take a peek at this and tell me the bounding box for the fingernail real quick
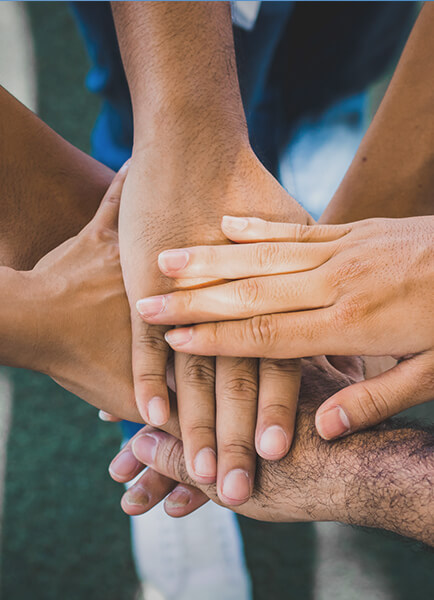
[147,396,169,426]
[165,486,192,509]
[124,485,149,507]
[222,469,250,503]
[158,249,189,272]
[316,406,350,440]
[109,449,138,478]
[164,328,192,347]
[99,410,113,422]
[259,426,289,458]
[193,447,217,479]
[132,433,158,464]
[136,296,166,318]
[222,216,249,231]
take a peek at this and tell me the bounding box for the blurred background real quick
[0,2,433,600]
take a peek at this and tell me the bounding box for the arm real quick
[0,86,112,269]
[111,357,434,547]
[111,1,310,504]
[0,165,145,422]
[322,2,434,224]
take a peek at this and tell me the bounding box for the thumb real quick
[91,159,130,232]
[315,352,434,440]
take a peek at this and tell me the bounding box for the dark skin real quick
[0,87,112,270]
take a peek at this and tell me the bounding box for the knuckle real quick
[261,400,294,419]
[246,315,277,350]
[331,294,369,329]
[88,225,117,245]
[183,356,215,388]
[253,243,280,272]
[179,289,194,312]
[161,439,191,483]
[203,244,218,267]
[261,358,300,378]
[234,278,261,311]
[327,255,369,289]
[220,437,255,458]
[187,422,215,439]
[135,328,168,354]
[352,385,390,425]
[222,375,257,401]
[293,223,312,243]
[135,371,166,385]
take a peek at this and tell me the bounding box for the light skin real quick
[111,0,312,505]
[110,356,434,548]
[139,214,434,440]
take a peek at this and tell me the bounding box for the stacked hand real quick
[136,215,434,440]
[109,356,364,521]
[118,145,312,505]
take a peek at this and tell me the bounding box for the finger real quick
[175,352,217,484]
[158,240,335,280]
[109,443,147,483]
[121,467,177,516]
[109,405,181,485]
[131,316,171,426]
[164,308,359,358]
[130,428,219,504]
[164,484,210,518]
[88,159,130,233]
[315,351,434,440]
[98,410,122,422]
[122,467,209,517]
[137,269,329,325]
[255,358,300,460]
[215,357,258,506]
[221,215,351,243]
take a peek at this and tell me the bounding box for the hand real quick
[119,144,311,504]
[109,357,358,520]
[12,163,141,420]
[109,356,434,547]
[139,215,434,440]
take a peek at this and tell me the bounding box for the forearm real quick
[322,3,434,224]
[0,87,113,269]
[112,1,247,146]
[325,423,434,545]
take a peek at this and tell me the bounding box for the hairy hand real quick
[110,356,434,546]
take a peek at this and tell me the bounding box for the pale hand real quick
[138,215,434,440]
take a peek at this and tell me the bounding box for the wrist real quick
[0,269,40,370]
[323,427,433,544]
[132,101,249,162]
